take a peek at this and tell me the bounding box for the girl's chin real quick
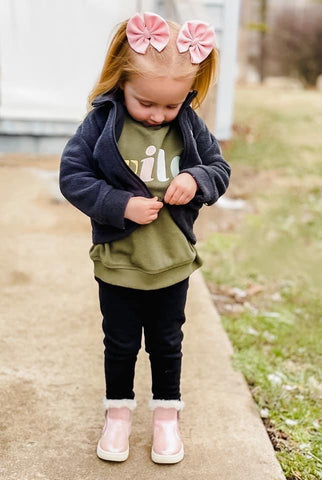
[142,121,162,127]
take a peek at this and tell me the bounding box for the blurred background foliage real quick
[239,0,322,86]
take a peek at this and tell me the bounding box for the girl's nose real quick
[150,109,165,124]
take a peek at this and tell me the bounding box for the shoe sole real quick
[151,444,184,464]
[96,442,129,462]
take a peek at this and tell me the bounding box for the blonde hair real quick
[88,19,219,111]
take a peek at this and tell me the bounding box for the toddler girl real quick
[59,12,230,464]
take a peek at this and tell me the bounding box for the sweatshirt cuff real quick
[101,189,133,229]
[180,167,210,203]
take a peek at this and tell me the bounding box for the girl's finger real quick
[164,184,176,203]
[173,192,188,205]
[146,213,158,223]
[150,202,163,211]
[166,188,181,204]
[169,187,185,204]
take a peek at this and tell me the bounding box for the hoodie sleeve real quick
[180,110,231,206]
[59,108,133,229]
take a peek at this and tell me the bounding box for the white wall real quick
[214,0,241,140]
[0,0,240,142]
[0,0,138,120]
[158,0,241,140]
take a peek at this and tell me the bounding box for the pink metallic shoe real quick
[96,399,137,462]
[150,399,185,464]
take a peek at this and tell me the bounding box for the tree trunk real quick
[258,0,267,82]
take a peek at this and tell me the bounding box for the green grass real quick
[201,86,322,480]
[229,87,322,176]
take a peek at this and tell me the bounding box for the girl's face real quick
[122,75,194,127]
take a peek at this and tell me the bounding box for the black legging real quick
[96,277,189,400]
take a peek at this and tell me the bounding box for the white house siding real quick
[0,0,240,152]
[212,0,241,140]
[157,0,241,140]
[0,0,138,121]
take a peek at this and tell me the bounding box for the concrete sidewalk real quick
[0,158,285,479]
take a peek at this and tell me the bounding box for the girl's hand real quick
[164,173,198,205]
[124,196,163,224]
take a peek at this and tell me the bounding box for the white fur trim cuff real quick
[149,399,185,411]
[103,398,137,411]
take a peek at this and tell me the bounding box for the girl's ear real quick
[119,79,126,90]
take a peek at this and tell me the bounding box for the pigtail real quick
[87,21,130,110]
[192,48,219,109]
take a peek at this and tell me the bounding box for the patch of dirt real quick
[225,164,286,199]
[206,281,266,316]
[196,161,290,242]
[262,418,292,452]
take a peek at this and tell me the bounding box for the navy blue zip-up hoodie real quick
[59,89,231,245]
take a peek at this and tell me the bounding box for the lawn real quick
[200,85,322,480]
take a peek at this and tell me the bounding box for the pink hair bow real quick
[176,21,215,64]
[126,12,170,54]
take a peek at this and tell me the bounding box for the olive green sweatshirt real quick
[89,112,202,289]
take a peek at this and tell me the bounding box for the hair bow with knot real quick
[126,12,170,54]
[176,20,216,64]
